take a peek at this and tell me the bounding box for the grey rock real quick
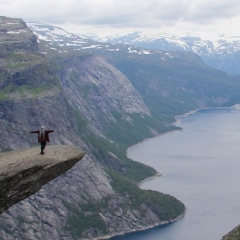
[0,16,38,54]
[0,145,86,214]
[56,54,150,138]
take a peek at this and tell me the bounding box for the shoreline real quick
[96,164,186,240]
[127,104,240,155]
[138,172,162,187]
[126,128,183,156]
[97,210,187,240]
[98,105,240,240]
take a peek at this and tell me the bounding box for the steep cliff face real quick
[54,53,150,138]
[97,47,240,119]
[0,16,77,150]
[0,16,38,54]
[0,17,186,240]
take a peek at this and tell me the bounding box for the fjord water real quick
[113,107,240,240]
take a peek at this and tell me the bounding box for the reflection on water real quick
[112,108,240,240]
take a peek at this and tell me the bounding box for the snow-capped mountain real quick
[100,32,240,54]
[27,22,99,49]
[28,23,240,75]
[100,32,240,75]
[27,22,175,58]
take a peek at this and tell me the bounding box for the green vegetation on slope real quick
[104,50,240,120]
[0,51,61,98]
[65,172,185,237]
[110,172,185,220]
[72,108,157,183]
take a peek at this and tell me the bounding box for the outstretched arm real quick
[30,131,39,134]
[46,130,54,133]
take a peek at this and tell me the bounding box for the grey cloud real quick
[1,0,240,29]
[183,0,240,22]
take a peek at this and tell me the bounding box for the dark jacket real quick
[30,130,54,142]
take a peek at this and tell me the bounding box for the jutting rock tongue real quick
[0,145,86,214]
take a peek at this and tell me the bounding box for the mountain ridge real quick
[98,31,240,75]
[27,22,240,75]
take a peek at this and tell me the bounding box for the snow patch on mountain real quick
[97,31,240,75]
[100,31,240,57]
[27,22,240,75]
[27,22,169,57]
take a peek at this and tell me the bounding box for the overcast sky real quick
[1,0,240,37]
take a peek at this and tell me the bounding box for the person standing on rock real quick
[30,126,54,155]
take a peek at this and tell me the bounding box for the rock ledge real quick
[0,145,86,214]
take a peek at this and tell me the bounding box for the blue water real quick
[112,108,240,240]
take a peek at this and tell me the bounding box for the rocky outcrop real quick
[0,16,38,54]
[0,145,86,214]
[50,53,151,139]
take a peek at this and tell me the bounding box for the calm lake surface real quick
[112,107,240,240]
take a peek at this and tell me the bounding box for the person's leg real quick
[40,142,46,154]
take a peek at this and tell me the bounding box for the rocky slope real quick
[103,49,240,118]
[0,145,86,214]
[0,17,186,240]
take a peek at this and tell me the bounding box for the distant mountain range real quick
[27,22,166,56]
[28,23,240,75]
[28,22,240,75]
[99,32,240,76]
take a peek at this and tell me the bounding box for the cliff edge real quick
[0,145,86,214]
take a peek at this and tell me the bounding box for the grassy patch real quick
[5,52,44,70]
[0,91,7,100]
[16,85,48,96]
